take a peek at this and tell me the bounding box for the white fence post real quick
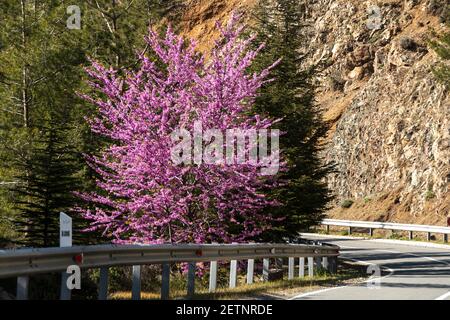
[209,261,218,292]
[263,258,270,281]
[299,257,305,277]
[322,257,329,271]
[308,257,314,277]
[229,260,237,288]
[288,257,294,280]
[246,259,254,284]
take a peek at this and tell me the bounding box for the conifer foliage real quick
[250,0,334,241]
[12,123,80,247]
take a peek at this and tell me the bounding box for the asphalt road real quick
[292,234,450,300]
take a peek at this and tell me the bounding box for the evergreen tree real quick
[0,1,172,246]
[0,1,85,245]
[250,0,334,241]
[12,122,81,247]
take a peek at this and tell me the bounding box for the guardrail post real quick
[16,276,29,300]
[263,258,269,281]
[299,257,305,277]
[187,262,195,298]
[314,256,322,272]
[348,226,352,235]
[322,257,329,271]
[329,256,338,274]
[98,267,109,300]
[409,231,413,240]
[229,260,237,288]
[308,257,314,277]
[369,228,373,237]
[131,265,141,300]
[246,259,254,284]
[427,232,431,241]
[209,261,218,292]
[161,263,170,300]
[288,257,294,280]
[325,225,330,234]
[60,272,71,300]
[444,234,448,243]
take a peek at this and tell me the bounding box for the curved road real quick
[292,234,450,300]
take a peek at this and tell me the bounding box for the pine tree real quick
[0,1,181,246]
[250,0,334,241]
[11,122,82,247]
[0,1,82,245]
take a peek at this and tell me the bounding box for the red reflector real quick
[73,253,84,264]
[195,250,202,257]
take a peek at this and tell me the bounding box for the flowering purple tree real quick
[77,15,281,244]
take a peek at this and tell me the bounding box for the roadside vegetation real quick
[109,262,367,300]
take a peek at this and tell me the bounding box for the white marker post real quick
[60,212,72,300]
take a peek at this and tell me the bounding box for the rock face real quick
[178,0,449,224]
[303,0,449,224]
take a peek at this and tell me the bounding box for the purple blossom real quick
[76,14,282,244]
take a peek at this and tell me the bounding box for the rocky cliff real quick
[177,0,449,225]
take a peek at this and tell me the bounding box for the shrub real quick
[425,190,436,201]
[340,199,354,208]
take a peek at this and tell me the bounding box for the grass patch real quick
[110,262,367,300]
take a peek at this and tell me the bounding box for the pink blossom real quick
[76,14,282,244]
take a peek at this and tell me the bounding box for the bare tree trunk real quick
[21,0,30,128]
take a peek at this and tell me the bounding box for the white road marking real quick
[435,291,450,300]
[366,248,450,267]
[288,286,349,300]
[289,255,395,300]
[343,257,395,282]
[290,235,450,300]
[337,244,450,267]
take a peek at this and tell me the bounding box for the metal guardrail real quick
[322,219,450,242]
[0,242,339,300]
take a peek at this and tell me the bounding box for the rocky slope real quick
[177,0,449,225]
